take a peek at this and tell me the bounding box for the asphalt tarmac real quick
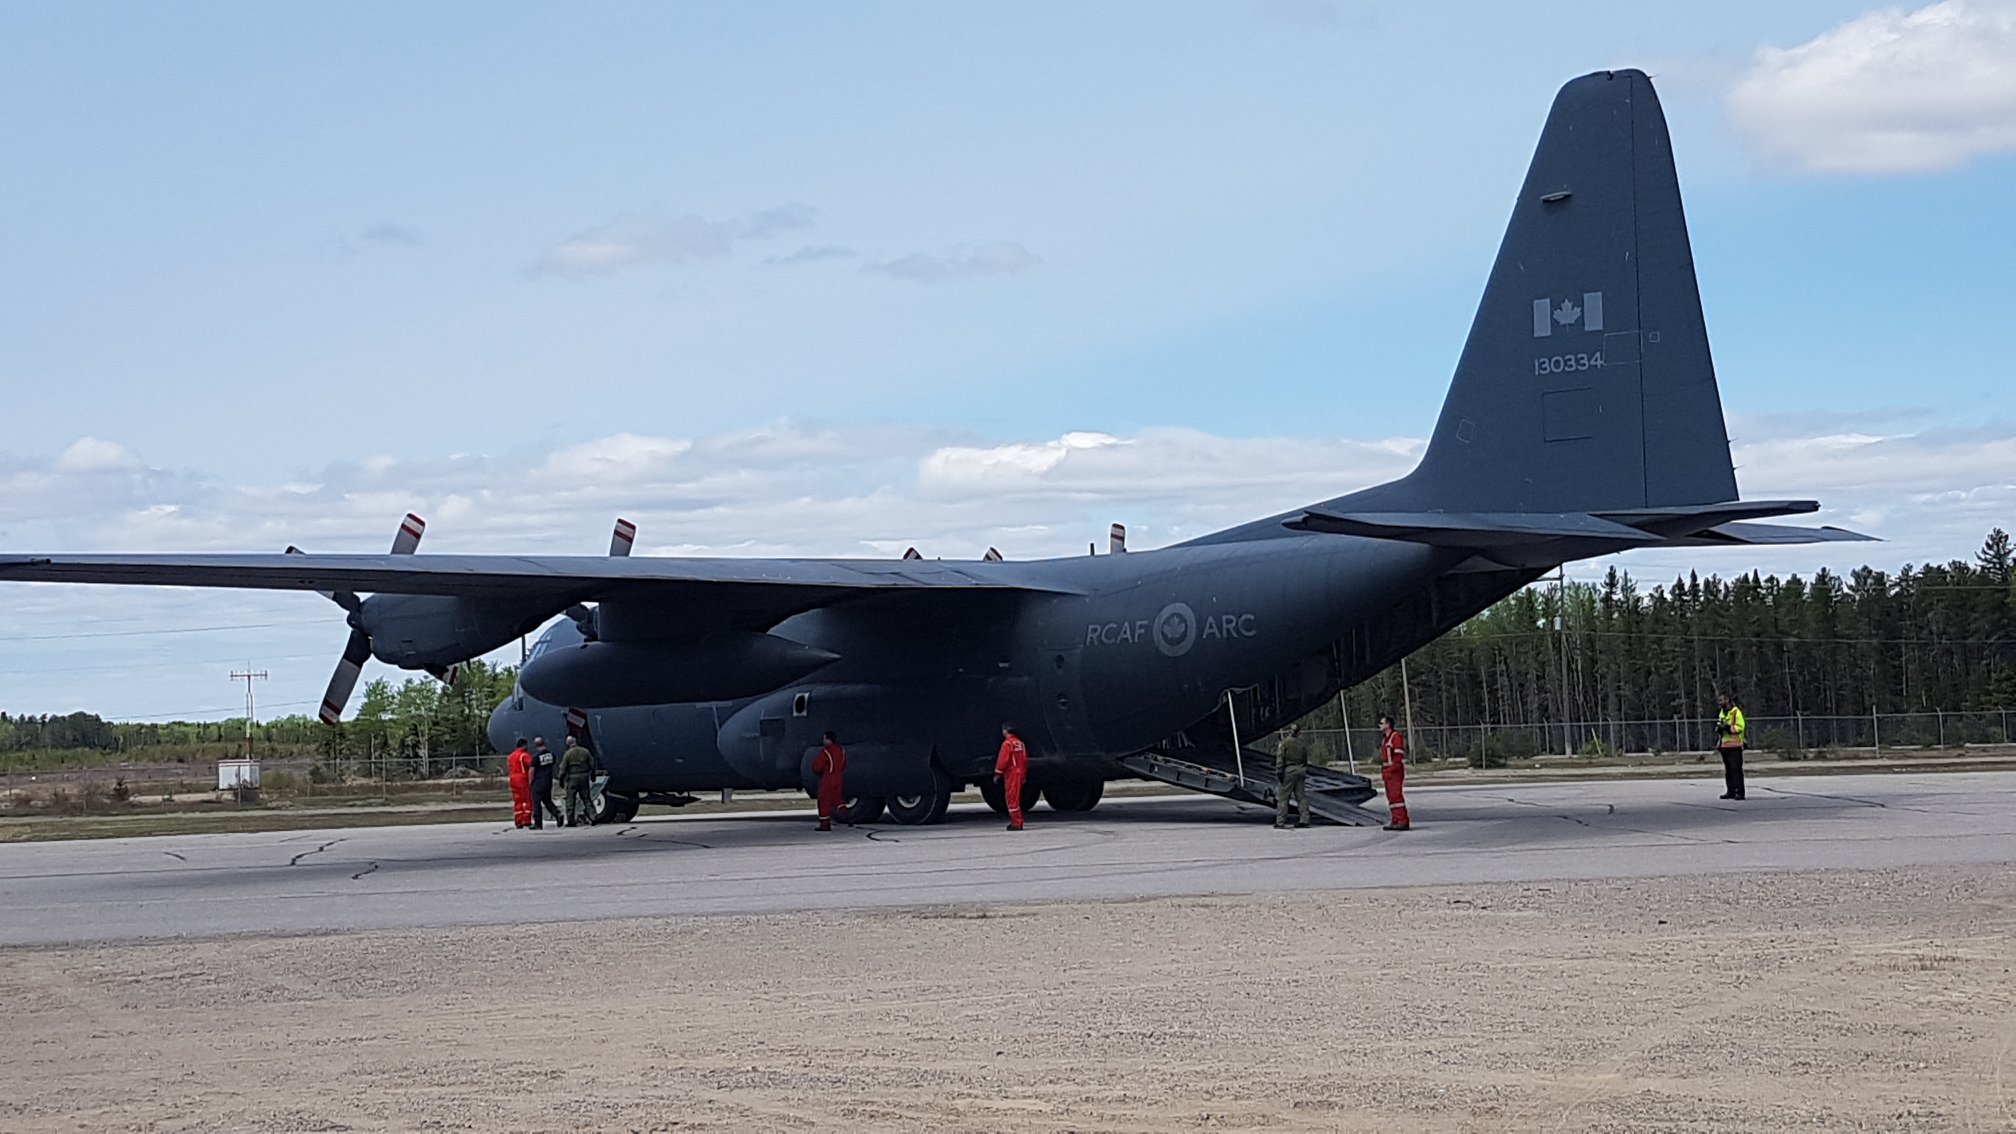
[4,770,2012,947]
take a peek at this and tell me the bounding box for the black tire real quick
[839,795,885,824]
[887,789,951,826]
[1042,781,1104,813]
[594,792,638,825]
[978,779,1041,816]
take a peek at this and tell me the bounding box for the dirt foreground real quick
[3,866,2013,1132]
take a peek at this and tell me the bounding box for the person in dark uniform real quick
[1274,722,1312,829]
[559,734,596,826]
[528,736,563,829]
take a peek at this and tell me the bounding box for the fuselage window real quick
[792,692,809,717]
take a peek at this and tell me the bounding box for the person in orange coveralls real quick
[507,737,534,829]
[1379,714,1411,831]
[995,722,1030,831]
[813,730,846,831]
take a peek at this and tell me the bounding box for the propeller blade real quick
[610,518,637,557]
[982,547,1003,562]
[319,627,372,725]
[902,547,922,561]
[1109,523,1127,554]
[390,513,426,556]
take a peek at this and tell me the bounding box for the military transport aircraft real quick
[2,70,1865,826]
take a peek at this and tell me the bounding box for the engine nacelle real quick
[518,632,840,708]
[360,594,557,670]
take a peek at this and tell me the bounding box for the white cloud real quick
[865,241,1041,282]
[1728,0,2016,174]
[53,437,144,474]
[531,204,817,278]
[538,433,694,485]
[765,244,857,267]
[4,418,2013,717]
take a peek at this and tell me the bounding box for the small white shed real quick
[216,759,261,791]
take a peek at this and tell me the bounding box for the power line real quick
[0,652,327,678]
[0,619,329,643]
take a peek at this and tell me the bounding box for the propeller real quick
[902,547,922,561]
[559,521,633,755]
[1109,523,1127,554]
[295,513,426,726]
[982,547,1003,562]
[566,518,638,643]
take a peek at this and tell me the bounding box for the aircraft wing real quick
[0,553,1072,619]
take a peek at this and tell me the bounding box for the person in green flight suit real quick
[1274,722,1312,830]
[559,734,597,826]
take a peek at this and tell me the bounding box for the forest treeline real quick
[1331,529,2016,752]
[6,531,2013,764]
[1,661,516,776]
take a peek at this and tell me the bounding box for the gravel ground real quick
[3,865,2013,1132]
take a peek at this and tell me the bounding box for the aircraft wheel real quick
[978,779,1007,815]
[886,789,951,826]
[1041,781,1104,813]
[594,792,639,825]
[978,780,1041,816]
[840,795,885,824]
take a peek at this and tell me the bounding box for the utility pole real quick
[1557,567,1572,756]
[1399,657,1416,755]
[230,669,268,756]
[1337,690,1356,775]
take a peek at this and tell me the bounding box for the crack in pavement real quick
[287,839,344,867]
[1502,795,1726,843]
[350,862,379,881]
[1758,784,1894,810]
[161,851,186,862]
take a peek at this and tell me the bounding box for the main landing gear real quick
[980,779,1105,815]
[885,789,952,826]
[1039,780,1104,812]
[839,795,886,824]
[822,791,950,826]
[589,779,639,825]
[978,778,1040,817]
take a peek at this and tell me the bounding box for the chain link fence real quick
[1286,709,2016,771]
[2,748,511,817]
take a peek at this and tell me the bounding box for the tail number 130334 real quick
[1535,352,1603,376]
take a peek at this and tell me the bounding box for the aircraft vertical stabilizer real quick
[1357,69,1736,516]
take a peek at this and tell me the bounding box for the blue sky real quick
[2,1,2013,719]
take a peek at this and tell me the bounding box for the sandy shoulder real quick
[3,866,2013,1132]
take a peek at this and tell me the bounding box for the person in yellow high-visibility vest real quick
[1716,693,1747,801]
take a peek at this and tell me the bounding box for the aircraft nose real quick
[488,694,522,755]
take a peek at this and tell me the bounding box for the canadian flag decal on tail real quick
[1532,292,1603,336]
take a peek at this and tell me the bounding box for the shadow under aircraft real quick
[2,70,1866,827]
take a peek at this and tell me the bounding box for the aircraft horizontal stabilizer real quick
[1287,509,1647,546]
[1288,502,1870,550]
[1660,521,1876,547]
